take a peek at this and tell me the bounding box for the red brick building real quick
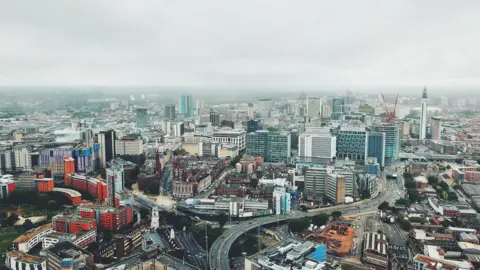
[78,204,133,231]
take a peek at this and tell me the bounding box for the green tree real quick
[446,165,451,170]
[427,175,438,185]
[23,219,34,230]
[408,192,421,203]
[400,220,411,231]
[311,213,329,226]
[447,192,458,201]
[378,201,390,211]
[331,211,342,220]
[289,217,311,233]
[439,181,449,191]
[217,212,228,228]
[395,198,410,207]
[6,213,19,226]
[442,190,448,200]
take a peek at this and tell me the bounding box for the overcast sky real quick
[1,1,480,91]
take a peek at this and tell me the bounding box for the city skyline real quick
[1,1,480,91]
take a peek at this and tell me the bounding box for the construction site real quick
[299,221,356,257]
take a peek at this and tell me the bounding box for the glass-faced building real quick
[246,131,291,163]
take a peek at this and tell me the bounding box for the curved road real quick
[209,176,402,270]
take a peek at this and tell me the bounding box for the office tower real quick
[180,94,194,117]
[440,96,448,108]
[98,130,116,169]
[336,127,368,163]
[333,169,353,197]
[81,129,94,148]
[332,98,345,120]
[106,160,125,207]
[367,131,386,167]
[431,116,442,140]
[210,110,220,126]
[325,173,345,203]
[135,108,148,128]
[420,87,428,140]
[371,124,399,166]
[299,130,336,159]
[174,122,185,137]
[247,119,261,133]
[304,167,328,202]
[306,97,322,118]
[165,104,176,120]
[245,130,291,163]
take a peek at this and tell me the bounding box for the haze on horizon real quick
[1,1,480,92]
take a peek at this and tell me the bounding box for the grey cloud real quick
[0,0,479,90]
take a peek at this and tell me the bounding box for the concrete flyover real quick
[208,180,401,270]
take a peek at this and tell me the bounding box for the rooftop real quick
[13,223,52,244]
[7,251,47,264]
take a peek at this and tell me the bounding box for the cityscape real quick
[2,2,480,270]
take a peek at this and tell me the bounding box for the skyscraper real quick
[367,131,386,168]
[332,99,345,120]
[306,97,322,118]
[164,104,176,120]
[98,130,116,169]
[135,108,148,128]
[420,87,428,140]
[371,124,399,166]
[431,116,442,140]
[180,94,194,117]
[106,160,124,207]
[210,110,220,126]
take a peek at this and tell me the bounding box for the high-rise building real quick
[180,94,194,117]
[325,173,345,203]
[164,104,176,120]
[106,160,124,207]
[333,169,354,197]
[212,129,246,150]
[440,96,449,108]
[210,110,220,126]
[367,131,386,168]
[247,119,261,133]
[299,130,336,159]
[336,127,368,163]
[98,130,116,169]
[371,124,399,166]
[306,97,322,118]
[420,87,428,140]
[304,167,328,202]
[245,130,291,163]
[135,108,148,128]
[332,98,345,120]
[431,116,442,140]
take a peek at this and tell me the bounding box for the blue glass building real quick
[367,131,385,168]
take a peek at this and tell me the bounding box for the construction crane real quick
[380,93,399,122]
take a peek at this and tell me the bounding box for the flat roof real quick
[52,188,82,197]
[13,223,52,243]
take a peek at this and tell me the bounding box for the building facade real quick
[98,130,116,169]
[246,131,291,163]
[135,108,148,128]
[299,132,336,159]
[420,87,428,140]
[164,104,176,120]
[371,124,399,166]
[336,127,368,163]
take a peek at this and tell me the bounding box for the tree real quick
[447,192,458,201]
[217,212,228,228]
[23,219,34,230]
[403,171,413,180]
[439,181,449,191]
[405,181,416,189]
[377,230,383,234]
[446,165,451,170]
[6,213,19,226]
[442,190,448,200]
[395,198,410,207]
[311,213,329,226]
[331,211,342,220]
[408,192,421,203]
[400,220,411,231]
[427,175,438,185]
[378,201,389,211]
[289,217,311,233]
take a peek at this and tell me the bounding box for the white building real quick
[420,87,428,140]
[212,129,246,150]
[115,139,143,155]
[299,131,336,159]
[306,96,322,118]
[12,147,32,171]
